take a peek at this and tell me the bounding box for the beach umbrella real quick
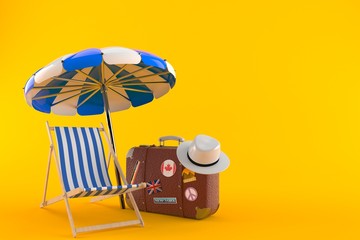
[24,47,176,208]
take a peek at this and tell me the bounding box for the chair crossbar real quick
[76,220,142,234]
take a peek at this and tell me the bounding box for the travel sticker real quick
[184,187,198,202]
[182,168,196,183]
[160,159,176,177]
[153,197,177,204]
[146,179,162,195]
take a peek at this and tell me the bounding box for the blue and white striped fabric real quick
[24,47,176,116]
[54,126,139,198]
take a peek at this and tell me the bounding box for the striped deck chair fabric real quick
[54,126,141,198]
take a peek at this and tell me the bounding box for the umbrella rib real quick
[101,61,105,83]
[106,64,127,83]
[107,86,130,101]
[33,85,97,90]
[114,81,168,86]
[75,70,102,85]
[77,89,101,109]
[115,87,153,94]
[51,88,96,107]
[32,86,96,100]
[109,71,170,86]
[106,66,152,85]
[52,77,98,85]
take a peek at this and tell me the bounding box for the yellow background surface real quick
[1,0,359,239]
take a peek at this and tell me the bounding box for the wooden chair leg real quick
[127,192,144,227]
[41,147,53,208]
[63,196,77,237]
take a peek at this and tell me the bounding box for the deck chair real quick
[41,122,146,237]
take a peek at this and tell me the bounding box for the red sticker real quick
[161,159,177,177]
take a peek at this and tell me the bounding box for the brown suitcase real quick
[125,136,220,219]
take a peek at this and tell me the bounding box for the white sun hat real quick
[176,134,230,175]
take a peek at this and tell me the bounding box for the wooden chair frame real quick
[41,121,145,237]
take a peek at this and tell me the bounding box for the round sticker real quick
[185,187,198,202]
[161,159,177,177]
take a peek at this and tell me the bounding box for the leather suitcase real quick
[125,136,219,219]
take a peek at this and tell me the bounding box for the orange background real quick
[0,0,360,239]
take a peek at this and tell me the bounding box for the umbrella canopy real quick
[24,47,176,115]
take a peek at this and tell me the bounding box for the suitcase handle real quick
[159,136,184,146]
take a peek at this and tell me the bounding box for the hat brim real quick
[176,141,230,175]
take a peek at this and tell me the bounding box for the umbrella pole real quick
[103,90,126,209]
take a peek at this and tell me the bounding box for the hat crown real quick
[188,135,221,166]
[194,135,219,152]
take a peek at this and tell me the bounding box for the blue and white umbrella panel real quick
[24,47,176,116]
